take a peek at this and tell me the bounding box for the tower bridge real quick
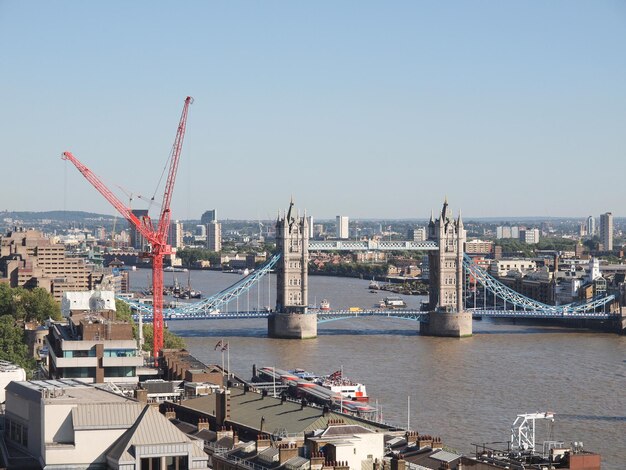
[124,199,625,337]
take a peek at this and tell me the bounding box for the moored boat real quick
[379,296,407,309]
[319,299,331,311]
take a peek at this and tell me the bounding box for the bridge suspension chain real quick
[462,254,614,315]
[120,253,281,318]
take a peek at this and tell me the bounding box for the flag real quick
[214,340,223,350]
[329,370,342,379]
[221,342,229,352]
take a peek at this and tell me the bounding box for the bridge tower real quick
[268,199,317,339]
[421,198,472,337]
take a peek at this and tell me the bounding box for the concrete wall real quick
[420,311,472,338]
[268,313,317,339]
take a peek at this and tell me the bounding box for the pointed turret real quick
[457,209,463,228]
[441,197,449,221]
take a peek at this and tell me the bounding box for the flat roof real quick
[6,379,135,404]
[180,387,390,435]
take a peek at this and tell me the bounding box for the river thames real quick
[130,268,626,468]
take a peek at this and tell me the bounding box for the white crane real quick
[511,411,555,452]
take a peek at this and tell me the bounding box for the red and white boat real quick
[318,370,369,402]
[319,299,331,311]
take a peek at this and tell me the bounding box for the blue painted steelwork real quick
[317,309,428,323]
[120,245,616,323]
[122,253,281,317]
[134,309,427,322]
[463,254,615,315]
[470,309,613,320]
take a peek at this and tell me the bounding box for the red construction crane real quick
[62,96,193,358]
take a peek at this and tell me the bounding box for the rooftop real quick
[6,378,134,404]
[180,386,391,436]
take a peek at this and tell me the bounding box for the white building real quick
[586,215,595,236]
[336,216,349,239]
[521,228,540,244]
[169,220,184,249]
[0,361,26,403]
[207,221,222,252]
[3,379,208,469]
[489,259,537,277]
[307,423,385,470]
[61,290,117,318]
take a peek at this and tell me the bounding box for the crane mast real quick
[62,96,193,359]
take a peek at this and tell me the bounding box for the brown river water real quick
[130,269,626,468]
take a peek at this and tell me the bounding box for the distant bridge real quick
[122,241,618,327]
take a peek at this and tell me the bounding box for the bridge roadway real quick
[134,307,616,323]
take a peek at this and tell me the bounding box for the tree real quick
[114,299,133,323]
[0,285,61,323]
[0,315,36,373]
[141,324,186,352]
[21,287,62,323]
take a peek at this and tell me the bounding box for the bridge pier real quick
[614,308,626,335]
[268,312,318,339]
[420,311,473,338]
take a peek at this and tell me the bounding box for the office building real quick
[336,215,349,239]
[586,215,595,237]
[600,212,613,251]
[521,228,540,244]
[207,221,222,252]
[169,220,183,249]
[0,228,117,301]
[408,227,426,242]
[129,209,149,250]
[306,215,314,239]
[47,291,143,384]
[200,209,216,225]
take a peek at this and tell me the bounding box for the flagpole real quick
[221,337,225,377]
[227,343,230,379]
[407,395,410,430]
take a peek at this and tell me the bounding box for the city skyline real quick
[1,2,625,219]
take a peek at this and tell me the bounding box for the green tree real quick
[0,315,36,373]
[114,299,134,323]
[140,324,186,352]
[21,287,61,323]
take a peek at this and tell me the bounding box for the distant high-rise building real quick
[168,220,183,249]
[129,209,149,250]
[306,216,314,239]
[336,216,349,239]
[408,227,426,242]
[196,225,207,237]
[313,224,325,238]
[207,221,222,252]
[586,216,595,237]
[600,212,613,251]
[521,228,540,244]
[201,210,216,225]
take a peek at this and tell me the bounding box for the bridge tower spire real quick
[268,199,317,339]
[421,199,472,337]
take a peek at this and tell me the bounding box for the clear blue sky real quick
[1,1,625,220]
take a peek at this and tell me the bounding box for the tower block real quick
[420,199,472,337]
[268,200,317,339]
